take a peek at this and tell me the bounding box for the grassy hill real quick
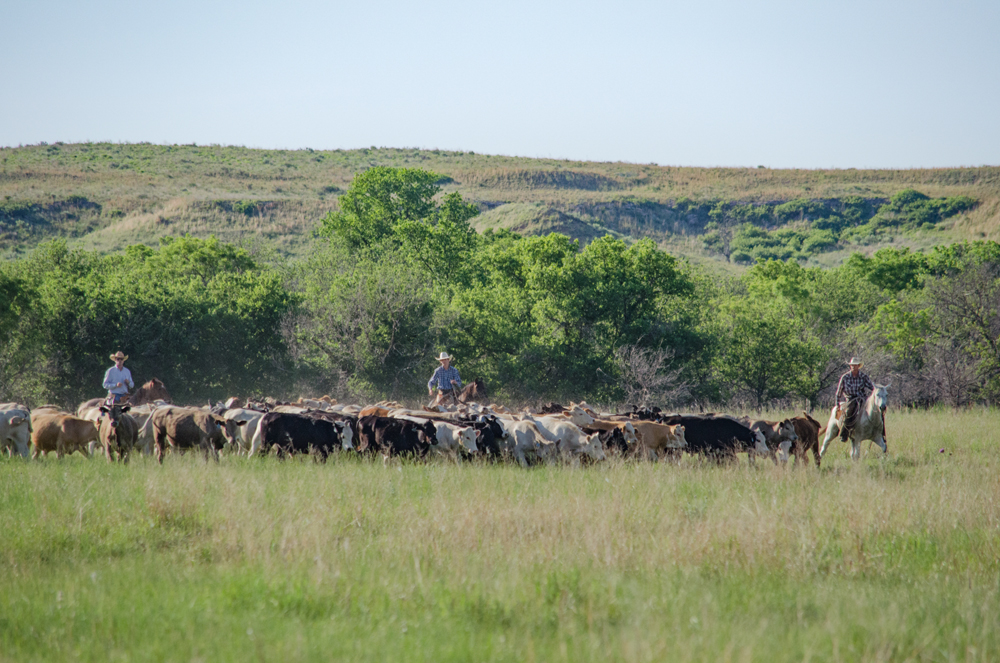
[2,142,998,265]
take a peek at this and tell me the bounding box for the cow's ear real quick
[99,407,109,414]
[10,416,23,426]
[235,419,247,426]
[474,429,481,438]
[120,406,131,413]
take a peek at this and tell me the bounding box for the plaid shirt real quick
[835,370,874,402]
[428,365,462,391]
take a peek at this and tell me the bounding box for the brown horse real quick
[126,379,172,406]
[457,378,488,404]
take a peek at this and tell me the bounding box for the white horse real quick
[819,384,889,460]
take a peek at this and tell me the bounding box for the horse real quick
[455,378,487,405]
[125,378,171,406]
[819,384,889,460]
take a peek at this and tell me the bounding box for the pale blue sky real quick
[2,0,997,168]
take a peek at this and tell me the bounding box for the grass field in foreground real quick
[1,409,998,662]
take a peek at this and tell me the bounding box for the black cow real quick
[358,416,435,458]
[658,414,765,461]
[303,410,359,449]
[458,416,506,460]
[584,426,629,456]
[257,412,353,461]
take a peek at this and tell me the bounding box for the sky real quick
[1,0,998,168]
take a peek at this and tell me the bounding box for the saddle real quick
[838,397,864,438]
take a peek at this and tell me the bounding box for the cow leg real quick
[154,428,166,464]
[31,445,40,460]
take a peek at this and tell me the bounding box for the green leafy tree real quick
[318,167,443,250]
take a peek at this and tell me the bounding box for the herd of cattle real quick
[0,388,829,468]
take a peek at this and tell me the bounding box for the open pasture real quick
[1,408,998,662]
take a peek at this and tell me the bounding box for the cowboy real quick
[102,351,134,404]
[427,352,462,406]
[834,357,875,442]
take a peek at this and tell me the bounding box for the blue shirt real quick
[103,365,134,395]
[428,365,461,391]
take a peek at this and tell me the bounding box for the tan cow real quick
[150,407,245,463]
[632,421,687,459]
[30,413,99,459]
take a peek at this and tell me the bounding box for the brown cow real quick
[150,407,244,463]
[30,413,99,459]
[790,412,823,468]
[98,403,138,463]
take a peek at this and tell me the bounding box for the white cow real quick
[501,420,548,467]
[525,415,606,463]
[222,408,265,454]
[0,408,31,458]
[430,421,480,458]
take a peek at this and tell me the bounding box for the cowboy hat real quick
[435,352,452,362]
[110,351,129,362]
[846,357,863,366]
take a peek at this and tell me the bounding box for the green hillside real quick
[2,142,998,264]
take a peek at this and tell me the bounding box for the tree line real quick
[1,167,997,410]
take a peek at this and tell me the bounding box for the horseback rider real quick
[102,351,134,405]
[834,357,874,442]
[427,352,462,407]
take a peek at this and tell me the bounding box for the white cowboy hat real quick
[436,352,452,362]
[110,351,129,362]
[846,357,863,366]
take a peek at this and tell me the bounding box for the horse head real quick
[872,384,890,411]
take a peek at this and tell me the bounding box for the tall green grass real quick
[1,409,998,661]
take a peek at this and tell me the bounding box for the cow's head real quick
[217,416,246,448]
[336,421,354,451]
[418,419,438,445]
[458,426,480,454]
[99,404,131,437]
[752,428,769,455]
[669,424,687,449]
[562,405,595,427]
[620,421,639,446]
[583,432,606,462]
[778,419,798,443]
[2,413,31,458]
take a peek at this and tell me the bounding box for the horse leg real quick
[818,422,839,458]
[851,439,861,461]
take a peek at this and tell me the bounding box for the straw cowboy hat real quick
[435,352,453,363]
[846,357,863,367]
[110,351,129,362]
